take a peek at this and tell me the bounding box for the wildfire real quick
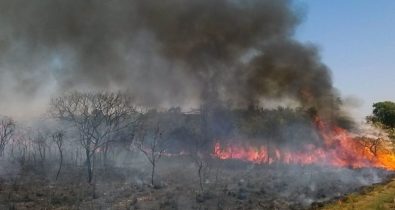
[213,118,395,170]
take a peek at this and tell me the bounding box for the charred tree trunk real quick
[103,141,110,168]
[151,161,155,186]
[86,148,93,183]
[91,152,97,198]
[0,145,5,157]
[198,161,204,192]
[56,149,63,181]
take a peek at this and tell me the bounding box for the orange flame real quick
[213,118,395,170]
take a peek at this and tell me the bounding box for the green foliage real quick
[371,101,395,128]
[367,101,395,140]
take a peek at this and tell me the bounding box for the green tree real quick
[367,101,395,140]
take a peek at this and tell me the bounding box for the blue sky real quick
[294,0,395,120]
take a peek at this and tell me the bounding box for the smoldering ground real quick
[0,0,346,121]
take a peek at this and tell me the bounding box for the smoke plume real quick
[0,0,343,119]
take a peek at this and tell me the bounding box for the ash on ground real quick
[0,157,392,210]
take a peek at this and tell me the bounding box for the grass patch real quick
[320,179,395,210]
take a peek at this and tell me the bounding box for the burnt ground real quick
[0,157,392,210]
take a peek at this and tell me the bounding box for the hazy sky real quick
[295,0,395,120]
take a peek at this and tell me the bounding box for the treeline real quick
[0,91,331,184]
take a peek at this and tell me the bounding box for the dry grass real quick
[320,179,395,210]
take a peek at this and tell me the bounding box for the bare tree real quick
[192,107,212,193]
[49,91,139,183]
[12,128,32,165]
[32,130,49,165]
[52,130,65,181]
[190,131,212,194]
[357,136,385,157]
[168,107,212,194]
[135,124,166,187]
[0,117,16,157]
[192,151,210,193]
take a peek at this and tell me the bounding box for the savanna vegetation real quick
[0,93,393,209]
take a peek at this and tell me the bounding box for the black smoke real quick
[0,0,345,120]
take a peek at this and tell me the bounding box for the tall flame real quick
[213,118,395,170]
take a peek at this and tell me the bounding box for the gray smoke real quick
[0,0,343,119]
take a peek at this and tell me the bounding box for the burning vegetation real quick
[0,0,394,209]
[213,117,395,170]
[0,96,394,209]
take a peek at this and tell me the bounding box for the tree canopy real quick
[370,101,395,129]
